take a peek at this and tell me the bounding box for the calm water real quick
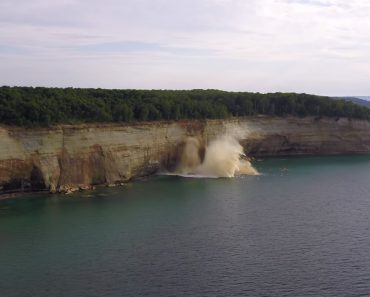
[2,156,370,297]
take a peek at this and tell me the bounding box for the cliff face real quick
[1,116,370,194]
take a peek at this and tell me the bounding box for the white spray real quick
[175,132,258,178]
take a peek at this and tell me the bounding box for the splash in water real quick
[175,135,258,178]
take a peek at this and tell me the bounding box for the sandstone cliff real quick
[1,116,370,194]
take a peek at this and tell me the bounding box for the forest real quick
[0,86,369,126]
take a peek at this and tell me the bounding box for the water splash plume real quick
[175,134,258,178]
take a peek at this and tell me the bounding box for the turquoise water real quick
[1,156,370,296]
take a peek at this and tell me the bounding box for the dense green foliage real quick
[0,86,369,126]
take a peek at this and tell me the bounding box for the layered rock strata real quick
[1,116,369,194]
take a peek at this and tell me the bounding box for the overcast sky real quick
[0,0,369,95]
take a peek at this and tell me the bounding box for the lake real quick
[1,156,370,297]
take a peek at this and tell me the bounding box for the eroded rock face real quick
[1,116,370,194]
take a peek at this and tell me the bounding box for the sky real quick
[0,0,370,95]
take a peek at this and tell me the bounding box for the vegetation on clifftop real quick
[0,86,369,126]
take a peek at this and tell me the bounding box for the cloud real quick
[285,0,335,7]
[0,0,369,95]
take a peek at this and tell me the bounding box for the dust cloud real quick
[175,134,258,178]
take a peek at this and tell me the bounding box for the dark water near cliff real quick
[2,156,370,297]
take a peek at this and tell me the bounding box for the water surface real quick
[1,156,370,297]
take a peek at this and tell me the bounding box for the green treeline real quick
[0,86,369,126]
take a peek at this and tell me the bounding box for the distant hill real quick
[356,96,370,101]
[332,96,370,109]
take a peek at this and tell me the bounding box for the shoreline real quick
[2,153,370,201]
